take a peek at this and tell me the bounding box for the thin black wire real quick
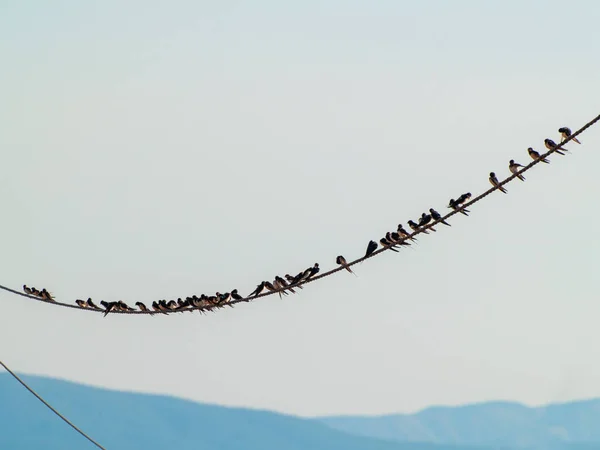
[0,359,106,449]
[1,113,598,315]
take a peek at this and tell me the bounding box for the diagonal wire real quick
[1,113,599,315]
[0,359,106,449]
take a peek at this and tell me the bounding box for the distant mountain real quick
[0,373,483,450]
[317,400,600,450]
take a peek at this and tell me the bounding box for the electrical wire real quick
[1,113,598,315]
[0,359,106,449]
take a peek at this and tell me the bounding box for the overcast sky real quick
[1,0,600,417]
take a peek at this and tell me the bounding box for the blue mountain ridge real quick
[0,373,488,450]
[317,400,600,450]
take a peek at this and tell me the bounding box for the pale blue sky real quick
[1,0,600,416]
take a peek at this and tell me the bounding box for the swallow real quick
[365,240,378,257]
[177,298,191,309]
[509,160,526,181]
[23,285,33,295]
[429,208,451,226]
[456,193,472,205]
[390,232,410,246]
[418,213,436,232]
[86,298,100,310]
[285,274,303,289]
[489,172,507,193]
[397,224,416,241]
[158,300,171,311]
[379,237,400,252]
[231,289,244,301]
[528,147,550,164]
[75,299,87,308]
[448,199,470,216]
[264,281,278,292]
[40,289,55,302]
[558,127,581,144]
[336,255,356,275]
[544,138,567,155]
[118,301,134,312]
[248,281,266,298]
[101,300,118,316]
[290,271,306,285]
[152,301,163,313]
[166,300,178,310]
[306,263,320,279]
[275,276,295,294]
[408,220,429,234]
[135,302,149,313]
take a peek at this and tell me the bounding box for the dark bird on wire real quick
[136,302,150,312]
[86,298,100,310]
[40,289,55,302]
[489,172,507,193]
[430,208,451,226]
[380,237,399,252]
[397,224,415,241]
[305,263,320,280]
[118,301,135,312]
[231,289,244,301]
[448,199,470,216]
[509,160,526,181]
[559,127,581,144]
[418,213,436,232]
[365,240,378,257]
[101,300,117,316]
[456,193,472,205]
[528,147,550,164]
[23,285,33,295]
[545,138,567,155]
[408,220,428,234]
[248,281,266,298]
[75,299,87,308]
[336,255,356,275]
[285,274,303,289]
[275,276,295,293]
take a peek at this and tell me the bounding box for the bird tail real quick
[500,186,508,194]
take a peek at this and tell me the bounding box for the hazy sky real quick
[1,0,600,417]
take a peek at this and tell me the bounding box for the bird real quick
[397,224,416,241]
[408,220,428,234]
[285,274,303,289]
[390,232,410,246]
[118,301,134,312]
[86,298,100,310]
[365,240,378,257]
[509,160,526,181]
[264,281,278,292]
[379,237,399,252]
[544,138,567,155]
[75,299,87,308]
[248,281,266,298]
[152,301,163,313]
[40,289,55,302]
[101,301,117,317]
[231,289,244,301]
[418,213,436,232]
[275,276,295,293]
[336,255,356,275]
[489,172,507,193]
[166,300,179,310]
[558,126,581,144]
[22,285,33,295]
[456,193,472,205]
[429,208,451,226]
[448,199,470,216]
[306,263,320,280]
[136,302,150,313]
[528,147,550,164]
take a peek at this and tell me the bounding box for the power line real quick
[1,113,598,315]
[0,359,106,449]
